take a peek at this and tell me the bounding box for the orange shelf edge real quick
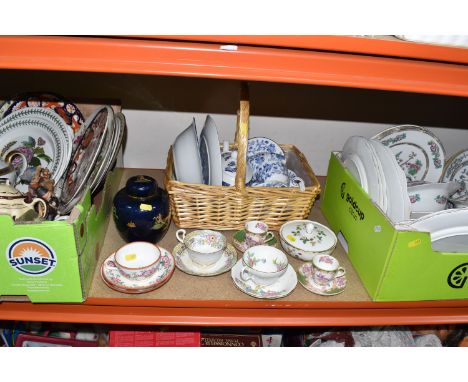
[1,300,468,327]
[1,36,468,97]
[145,35,468,65]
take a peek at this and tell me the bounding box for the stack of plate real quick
[341,136,410,224]
[58,106,125,214]
[0,92,126,217]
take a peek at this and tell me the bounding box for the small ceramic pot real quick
[244,220,275,247]
[240,245,288,286]
[176,229,226,266]
[280,220,337,261]
[113,175,171,243]
[407,181,460,213]
[311,254,345,286]
[114,241,161,280]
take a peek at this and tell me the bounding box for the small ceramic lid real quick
[280,220,337,252]
[126,175,157,197]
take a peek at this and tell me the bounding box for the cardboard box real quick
[0,104,123,303]
[321,153,468,302]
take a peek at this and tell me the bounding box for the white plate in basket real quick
[173,119,204,184]
[199,115,222,186]
[373,125,445,183]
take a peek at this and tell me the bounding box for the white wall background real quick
[121,109,468,176]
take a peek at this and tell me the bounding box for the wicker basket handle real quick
[234,83,250,192]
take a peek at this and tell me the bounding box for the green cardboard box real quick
[321,152,468,302]
[0,168,122,303]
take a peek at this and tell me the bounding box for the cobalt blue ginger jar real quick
[113,175,171,243]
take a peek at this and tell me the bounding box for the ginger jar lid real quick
[126,175,157,198]
[280,220,337,252]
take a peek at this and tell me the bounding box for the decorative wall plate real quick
[59,106,113,213]
[373,125,445,183]
[90,111,125,193]
[0,118,69,192]
[0,92,85,150]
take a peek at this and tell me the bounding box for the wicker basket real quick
[164,87,321,230]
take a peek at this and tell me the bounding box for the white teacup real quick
[311,254,345,286]
[114,242,161,280]
[245,220,275,247]
[240,245,288,286]
[407,181,460,213]
[176,229,226,266]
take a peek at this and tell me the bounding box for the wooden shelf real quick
[1,169,468,327]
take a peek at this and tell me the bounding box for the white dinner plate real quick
[173,119,204,184]
[199,115,222,185]
[441,148,468,200]
[370,139,411,223]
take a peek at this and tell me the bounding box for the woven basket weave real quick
[164,87,321,230]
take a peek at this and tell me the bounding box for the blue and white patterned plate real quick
[247,137,284,158]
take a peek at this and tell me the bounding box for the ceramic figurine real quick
[113,175,171,243]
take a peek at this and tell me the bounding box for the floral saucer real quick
[233,229,277,253]
[173,242,237,276]
[297,263,347,296]
[100,247,175,294]
[231,259,297,299]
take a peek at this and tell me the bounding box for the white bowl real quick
[407,181,460,213]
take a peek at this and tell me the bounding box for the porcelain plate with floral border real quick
[231,259,297,299]
[297,262,347,296]
[372,125,445,183]
[173,242,237,276]
[100,247,175,294]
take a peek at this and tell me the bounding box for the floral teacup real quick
[245,220,275,247]
[240,245,288,286]
[114,242,161,280]
[176,229,226,266]
[311,254,345,286]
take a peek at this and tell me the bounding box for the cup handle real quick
[31,198,48,218]
[265,231,275,243]
[5,150,28,175]
[176,229,186,243]
[336,267,346,278]
[291,176,305,192]
[239,267,255,284]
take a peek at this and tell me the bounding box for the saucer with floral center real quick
[173,242,237,276]
[101,246,175,294]
[231,259,297,299]
[297,262,347,296]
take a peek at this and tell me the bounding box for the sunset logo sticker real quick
[7,238,57,276]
